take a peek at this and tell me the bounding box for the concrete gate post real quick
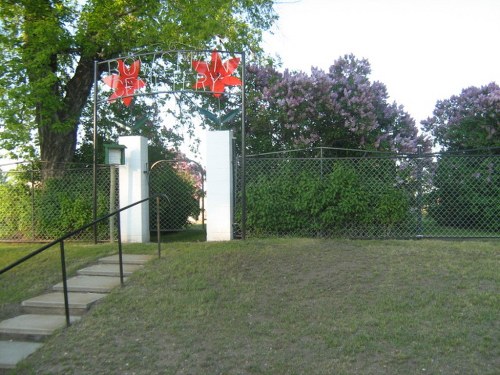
[118,135,150,243]
[206,131,234,241]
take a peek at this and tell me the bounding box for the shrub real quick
[35,172,110,239]
[245,162,411,237]
[0,166,112,241]
[0,182,33,240]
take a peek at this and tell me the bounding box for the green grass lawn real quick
[2,238,499,374]
[421,216,499,238]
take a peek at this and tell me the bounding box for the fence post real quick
[92,59,99,245]
[109,165,116,243]
[156,196,161,258]
[320,147,324,179]
[206,131,234,241]
[241,51,246,240]
[30,163,35,241]
[118,136,150,243]
[116,212,124,286]
[201,173,206,233]
[416,146,424,238]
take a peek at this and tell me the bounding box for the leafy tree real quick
[421,82,499,151]
[74,95,181,164]
[0,0,277,177]
[216,54,429,155]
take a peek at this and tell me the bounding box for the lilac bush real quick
[422,82,500,151]
[241,54,429,154]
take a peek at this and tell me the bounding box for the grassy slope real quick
[4,239,499,374]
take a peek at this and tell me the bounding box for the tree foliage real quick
[0,0,277,173]
[422,83,500,232]
[149,159,203,231]
[422,82,500,151]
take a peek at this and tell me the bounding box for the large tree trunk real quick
[22,1,98,180]
[38,57,96,180]
[39,125,78,179]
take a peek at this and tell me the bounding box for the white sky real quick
[263,0,500,125]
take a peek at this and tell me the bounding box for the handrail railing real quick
[0,194,168,327]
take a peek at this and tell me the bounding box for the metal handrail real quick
[0,194,168,327]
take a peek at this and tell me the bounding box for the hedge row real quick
[245,164,414,237]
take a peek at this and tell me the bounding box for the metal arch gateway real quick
[92,49,247,241]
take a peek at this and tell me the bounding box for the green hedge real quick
[0,162,202,240]
[245,163,412,237]
[0,168,111,241]
[35,175,110,239]
[0,182,33,239]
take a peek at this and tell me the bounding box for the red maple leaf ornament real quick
[102,59,146,106]
[192,51,241,97]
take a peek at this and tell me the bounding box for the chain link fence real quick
[234,149,500,239]
[0,159,205,242]
[0,162,118,242]
[2,150,498,241]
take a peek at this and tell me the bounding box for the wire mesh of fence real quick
[0,162,118,242]
[0,159,205,242]
[1,150,498,242]
[234,149,500,239]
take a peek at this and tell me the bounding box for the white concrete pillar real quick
[206,131,233,241]
[118,136,150,243]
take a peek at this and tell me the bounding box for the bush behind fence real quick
[236,152,500,239]
[0,163,118,242]
[1,152,499,241]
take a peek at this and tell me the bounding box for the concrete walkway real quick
[0,254,153,371]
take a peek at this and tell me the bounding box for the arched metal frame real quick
[92,50,246,242]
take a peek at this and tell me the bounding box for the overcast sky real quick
[263,0,500,125]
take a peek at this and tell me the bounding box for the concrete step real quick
[77,263,143,277]
[0,340,43,370]
[99,254,154,265]
[0,314,80,342]
[53,275,126,293]
[0,253,151,371]
[21,292,107,316]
